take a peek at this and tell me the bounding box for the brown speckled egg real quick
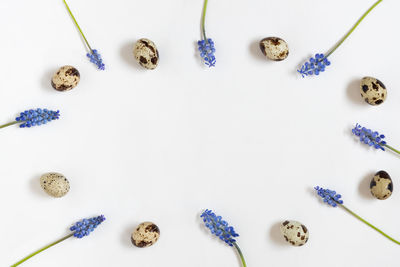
[51,66,80,91]
[280,220,309,246]
[360,76,387,105]
[370,170,393,200]
[131,222,160,248]
[259,37,289,61]
[40,172,70,198]
[133,39,159,70]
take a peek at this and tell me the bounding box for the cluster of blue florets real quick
[352,123,386,151]
[315,186,343,207]
[298,53,331,77]
[201,209,239,246]
[87,49,105,70]
[70,215,106,238]
[198,39,216,67]
[15,108,60,128]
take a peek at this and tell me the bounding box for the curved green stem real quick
[201,0,209,41]
[340,204,400,245]
[63,0,92,52]
[11,233,74,267]
[233,242,247,267]
[0,121,19,129]
[384,144,400,155]
[325,0,382,58]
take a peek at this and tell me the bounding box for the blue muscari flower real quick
[11,214,106,266]
[314,186,343,207]
[314,186,400,246]
[87,49,105,70]
[63,0,105,70]
[198,0,215,67]
[297,0,382,78]
[201,209,239,246]
[352,123,386,151]
[15,108,60,128]
[200,209,247,266]
[297,53,331,77]
[198,39,216,67]
[314,185,400,246]
[70,215,106,238]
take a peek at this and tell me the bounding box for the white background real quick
[1,0,399,266]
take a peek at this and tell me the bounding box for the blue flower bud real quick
[315,186,343,207]
[87,49,105,70]
[352,123,386,151]
[70,215,106,239]
[298,53,331,77]
[15,108,60,128]
[197,38,216,67]
[201,209,238,246]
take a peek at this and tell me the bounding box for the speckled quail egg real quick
[259,37,289,61]
[40,172,70,198]
[360,76,387,105]
[280,220,309,246]
[370,170,393,200]
[51,66,80,91]
[131,222,160,248]
[133,39,159,70]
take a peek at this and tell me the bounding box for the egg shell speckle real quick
[131,222,160,248]
[40,172,70,198]
[51,66,80,91]
[360,76,387,105]
[133,39,159,70]
[259,37,289,61]
[370,170,393,200]
[280,220,309,246]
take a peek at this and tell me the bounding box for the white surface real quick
[1,0,399,266]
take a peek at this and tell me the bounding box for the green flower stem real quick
[11,233,74,267]
[325,0,382,58]
[201,0,209,41]
[340,204,400,245]
[384,144,400,155]
[0,121,19,129]
[63,0,92,52]
[233,242,247,267]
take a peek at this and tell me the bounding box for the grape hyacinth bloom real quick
[87,49,105,70]
[297,54,331,77]
[198,39,216,67]
[298,0,382,77]
[63,0,105,70]
[70,215,106,238]
[352,123,400,155]
[0,108,60,130]
[11,215,105,267]
[201,209,247,267]
[314,186,343,207]
[198,0,216,67]
[315,186,400,245]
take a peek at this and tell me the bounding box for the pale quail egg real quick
[370,170,393,200]
[133,39,159,70]
[280,220,309,246]
[131,222,160,248]
[40,172,70,198]
[259,37,289,61]
[360,76,387,105]
[51,66,80,91]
